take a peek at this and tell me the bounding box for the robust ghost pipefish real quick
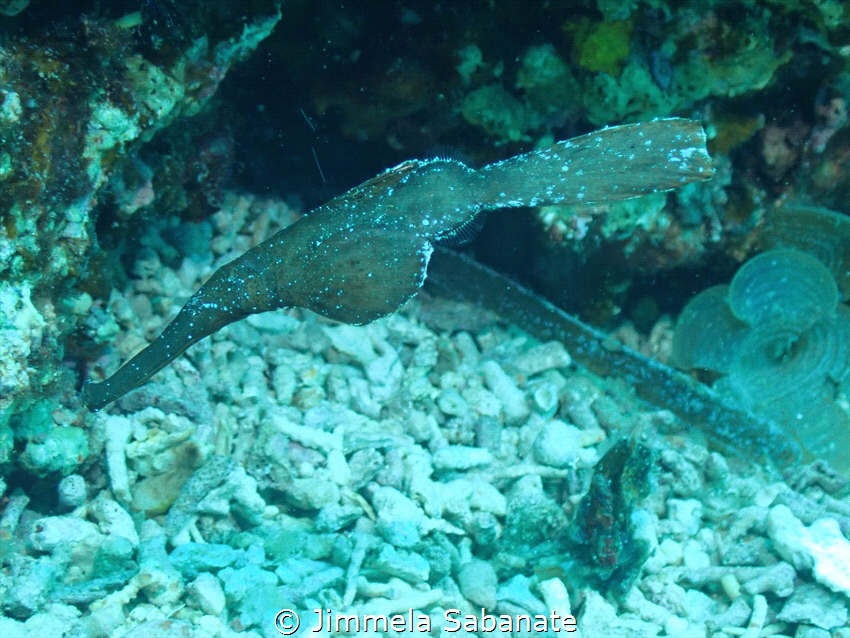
[83,118,714,410]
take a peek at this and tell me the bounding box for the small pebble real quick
[742,561,796,598]
[315,503,362,533]
[777,583,848,630]
[121,620,195,638]
[322,323,375,364]
[481,360,529,424]
[658,538,683,566]
[720,573,741,600]
[664,615,688,636]
[169,543,241,575]
[474,416,502,452]
[463,385,502,419]
[794,627,833,638]
[186,573,226,616]
[437,387,470,416]
[372,486,425,548]
[538,576,572,618]
[432,445,493,470]
[529,381,559,417]
[497,574,547,615]
[668,498,703,537]
[452,331,480,367]
[532,420,581,468]
[767,504,850,596]
[457,558,498,609]
[513,341,572,377]
[371,545,429,584]
[682,539,711,570]
[29,516,101,552]
[57,474,87,509]
[285,478,341,510]
[90,495,140,546]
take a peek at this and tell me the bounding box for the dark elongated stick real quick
[425,247,802,471]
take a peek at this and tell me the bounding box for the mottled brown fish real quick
[83,118,713,410]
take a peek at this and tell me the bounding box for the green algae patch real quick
[460,84,528,142]
[12,400,54,442]
[567,18,632,77]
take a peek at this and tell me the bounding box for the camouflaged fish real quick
[83,118,713,410]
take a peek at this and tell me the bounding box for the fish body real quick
[83,118,713,410]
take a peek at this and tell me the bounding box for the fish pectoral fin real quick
[299,226,433,324]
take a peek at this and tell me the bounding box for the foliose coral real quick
[671,247,850,474]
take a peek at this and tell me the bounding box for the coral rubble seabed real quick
[2,191,848,637]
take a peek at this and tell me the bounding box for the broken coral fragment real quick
[767,504,850,597]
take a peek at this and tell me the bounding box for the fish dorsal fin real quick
[327,159,425,210]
